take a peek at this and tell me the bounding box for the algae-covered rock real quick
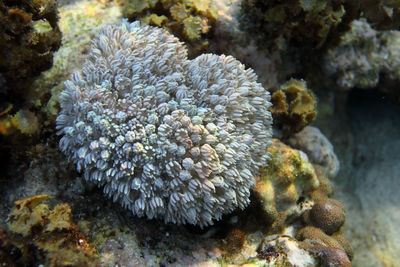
[288,126,340,177]
[253,139,320,231]
[118,0,218,56]
[270,79,317,138]
[0,0,61,104]
[325,19,400,101]
[240,0,353,49]
[7,195,99,266]
[249,235,317,266]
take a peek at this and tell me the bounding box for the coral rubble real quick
[56,21,273,227]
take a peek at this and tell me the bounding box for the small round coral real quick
[309,199,345,235]
[296,226,352,264]
[313,245,351,267]
[56,21,273,227]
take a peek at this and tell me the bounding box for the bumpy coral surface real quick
[253,139,319,230]
[56,21,272,227]
[296,226,352,266]
[270,79,317,138]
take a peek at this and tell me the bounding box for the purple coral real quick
[56,21,273,227]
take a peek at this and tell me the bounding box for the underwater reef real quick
[1,0,400,266]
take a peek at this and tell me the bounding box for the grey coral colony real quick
[56,21,273,227]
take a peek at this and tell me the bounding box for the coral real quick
[0,0,61,102]
[7,195,99,266]
[297,226,351,267]
[117,0,218,57]
[8,195,52,236]
[332,233,353,261]
[253,139,319,230]
[270,79,317,138]
[325,19,400,100]
[221,227,247,254]
[307,198,346,235]
[287,126,340,177]
[0,108,40,139]
[56,21,273,227]
[239,0,355,49]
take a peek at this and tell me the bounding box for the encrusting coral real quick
[6,195,98,266]
[253,139,320,231]
[0,109,40,136]
[270,79,317,138]
[117,0,218,56]
[56,21,273,227]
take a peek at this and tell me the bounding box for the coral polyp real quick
[56,21,273,227]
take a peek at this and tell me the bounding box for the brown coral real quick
[117,0,218,57]
[296,226,352,265]
[222,227,247,254]
[270,79,317,138]
[309,198,346,235]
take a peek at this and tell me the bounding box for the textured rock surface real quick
[56,21,273,227]
[325,19,400,100]
[0,0,61,99]
[253,139,319,230]
[6,195,99,266]
[287,126,340,178]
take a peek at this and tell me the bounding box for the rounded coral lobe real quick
[310,198,346,235]
[56,21,273,227]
